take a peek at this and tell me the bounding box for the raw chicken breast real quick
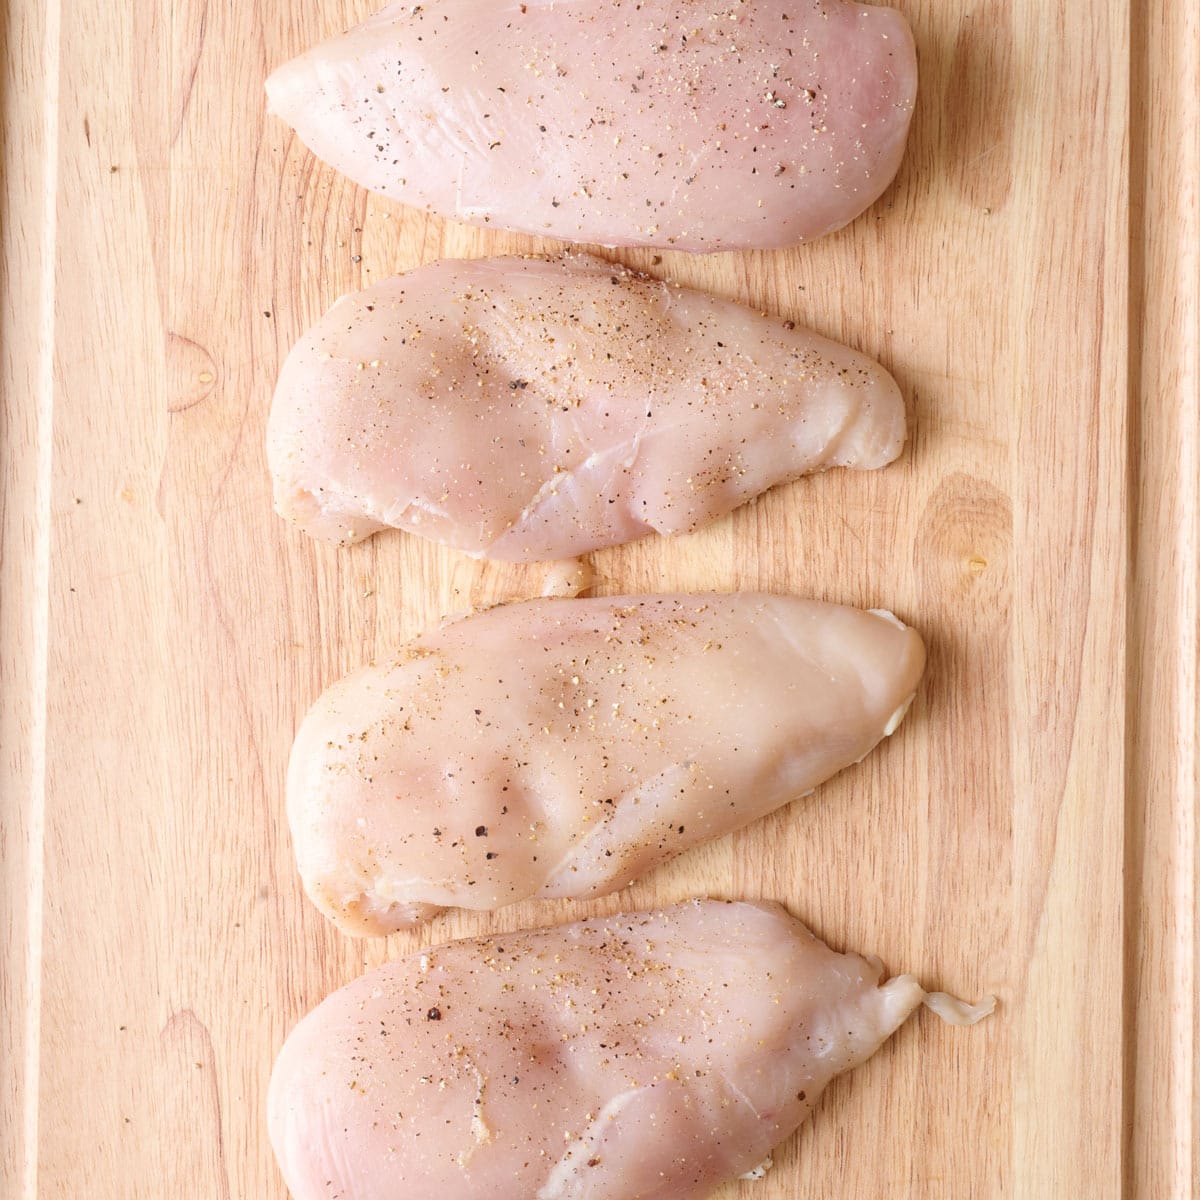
[265,0,917,251]
[268,900,991,1200]
[268,255,905,559]
[287,594,925,935]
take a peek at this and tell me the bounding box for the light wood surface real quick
[1,1,1195,1197]
[1126,4,1200,1194]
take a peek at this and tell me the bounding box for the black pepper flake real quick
[509,379,529,390]
[475,825,488,837]
[426,1007,442,1021]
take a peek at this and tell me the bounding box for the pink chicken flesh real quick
[265,0,917,252]
[268,900,991,1200]
[267,255,905,559]
[286,594,925,936]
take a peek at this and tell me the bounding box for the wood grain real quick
[0,1,1191,1197]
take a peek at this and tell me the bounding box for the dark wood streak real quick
[171,0,212,148]
[160,1009,233,1200]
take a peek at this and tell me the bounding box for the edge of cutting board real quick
[1123,4,1200,1194]
[1,1,55,1197]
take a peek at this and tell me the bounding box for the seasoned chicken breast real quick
[266,0,917,252]
[286,595,925,936]
[268,900,991,1200]
[267,255,905,559]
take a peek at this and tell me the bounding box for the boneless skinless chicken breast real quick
[268,256,905,559]
[269,901,991,1200]
[287,595,925,935]
[266,0,917,251]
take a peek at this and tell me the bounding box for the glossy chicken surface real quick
[266,0,917,252]
[267,255,905,559]
[269,900,989,1200]
[286,595,925,935]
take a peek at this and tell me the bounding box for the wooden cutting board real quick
[2,2,1196,1196]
